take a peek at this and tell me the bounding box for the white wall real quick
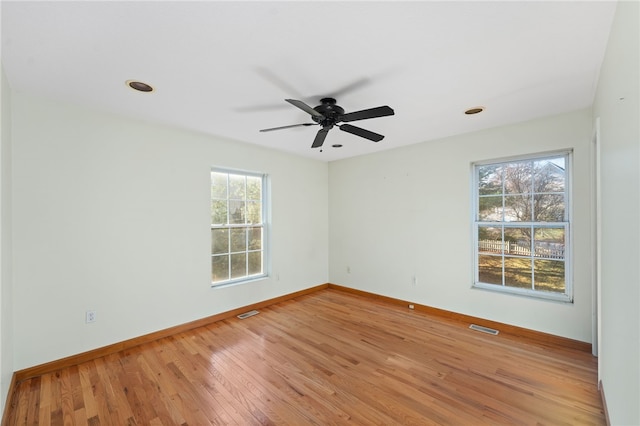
[10,93,329,370]
[5,7,637,422]
[1,65,15,413]
[593,1,640,424]
[329,109,594,342]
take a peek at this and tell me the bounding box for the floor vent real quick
[469,324,499,335]
[237,310,260,320]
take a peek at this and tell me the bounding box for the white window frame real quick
[472,151,572,302]
[211,167,269,288]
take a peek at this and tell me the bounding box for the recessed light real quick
[465,106,484,115]
[126,80,154,93]
[332,144,343,148]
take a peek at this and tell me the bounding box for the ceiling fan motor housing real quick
[312,98,345,126]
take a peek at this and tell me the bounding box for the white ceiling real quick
[1,1,617,162]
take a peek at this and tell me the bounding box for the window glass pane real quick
[229,174,245,199]
[534,259,565,293]
[231,253,247,278]
[478,226,503,254]
[211,172,227,198]
[504,162,532,194]
[230,228,247,252]
[247,176,262,200]
[504,227,531,256]
[478,196,503,221]
[211,200,228,224]
[504,257,532,289]
[478,165,502,196]
[229,200,246,224]
[534,228,565,259]
[534,158,565,193]
[473,153,569,300]
[211,169,266,286]
[248,251,262,275]
[212,255,229,282]
[504,194,532,222]
[478,254,503,285]
[246,201,262,224]
[211,229,229,254]
[534,194,565,222]
[248,227,262,250]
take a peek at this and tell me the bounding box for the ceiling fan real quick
[259,98,394,149]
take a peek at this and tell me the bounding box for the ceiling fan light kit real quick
[260,97,395,150]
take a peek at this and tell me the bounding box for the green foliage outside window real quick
[211,170,265,285]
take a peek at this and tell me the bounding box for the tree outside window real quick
[474,152,571,301]
[211,169,267,286]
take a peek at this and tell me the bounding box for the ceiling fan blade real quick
[285,99,324,118]
[259,123,315,132]
[339,124,384,142]
[330,77,370,98]
[256,67,305,98]
[312,126,331,148]
[339,105,395,122]
[308,78,371,102]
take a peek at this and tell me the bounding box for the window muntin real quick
[473,153,571,301]
[211,169,267,286]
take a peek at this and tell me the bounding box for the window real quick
[473,151,571,302]
[211,169,267,286]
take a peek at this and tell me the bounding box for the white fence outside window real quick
[478,239,565,259]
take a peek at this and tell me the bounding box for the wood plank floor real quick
[4,289,605,425]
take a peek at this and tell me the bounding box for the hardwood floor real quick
[4,289,604,425]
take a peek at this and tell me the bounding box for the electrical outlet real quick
[408,304,415,310]
[85,310,96,323]
[347,266,351,274]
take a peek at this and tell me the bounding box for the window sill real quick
[473,282,573,303]
[211,274,269,289]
